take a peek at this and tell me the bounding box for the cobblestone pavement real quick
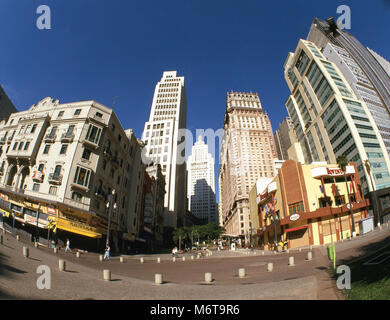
[1,225,389,300]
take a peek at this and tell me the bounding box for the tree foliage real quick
[172,223,226,247]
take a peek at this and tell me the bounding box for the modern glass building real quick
[284,39,390,199]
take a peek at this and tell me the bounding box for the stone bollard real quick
[238,268,246,278]
[59,259,66,272]
[23,246,29,258]
[16,235,20,241]
[140,257,144,263]
[120,257,124,263]
[0,234,3,245]
[307,251,313,261]
[155,274,163,285]
[299,248,302,252]
[205,272,213,283]
[103,269,111,281]
[262,251,265,256]
[289,256,295,266]
[267,263,273,272]
[157,257,161,263]
[172,257,176,262]
[197,254,200,259]
[182,257,186,262]
[76,252,80,258]
[191,255,194,260]
[286,249,290,254]
[34,242,39,248]
[99,255,103,262]
[54,247,58,254]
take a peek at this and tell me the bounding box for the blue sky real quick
[1,0,390,201]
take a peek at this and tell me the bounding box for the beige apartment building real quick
[0,97,144,251]
[219,91,278,244]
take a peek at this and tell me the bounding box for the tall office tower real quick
[187,136,217,224]
[307,18,390,156]
[284,39,390,201]
[274,117,298,160]
[219,91,278,242]
[0,85,17,123]
[141,71,187,228]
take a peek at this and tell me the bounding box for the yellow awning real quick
[55,218,102,239]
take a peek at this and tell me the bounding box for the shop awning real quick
[55,218,102,239]
[285,225,308,233]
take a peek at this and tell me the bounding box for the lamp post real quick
[106,189,115,249]
[35,203,41,243]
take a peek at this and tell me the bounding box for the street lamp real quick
[35,203,41,243]
[106,189,116,249]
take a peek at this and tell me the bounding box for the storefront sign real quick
[25,214,49,228]
[290,213,300,221]
[312,166,355,178]
[56,217,102,238]
[47,206,57,215]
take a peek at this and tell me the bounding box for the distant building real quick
[187,136,217,224]
[274,118,297,160]
[0,85,17,123]
[219,91,278,243]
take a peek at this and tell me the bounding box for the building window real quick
[43,144,50,154]
[31,124,37,133]
[335,195,345,206]
[49,186,58,195]
[74,109,81,115]
[288,201,305,215]
[33,183,40,192]
[85,125,102,145]
[58,111,64,118]
[82,148,92,160]
[13,142,18,150]
[24,142,30,151]
[38,164,44,172]
[60,144,68,155]
[95,112,103,118]
[18,142,24,151]
[73,166,91,187]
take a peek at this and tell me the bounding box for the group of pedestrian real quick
[64,238,111,260]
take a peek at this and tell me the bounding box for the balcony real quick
[32,171,44,182]
[71,182,89,192]
[48,173,63,185]
[0,137,6,145]
[61,132,75,143]
[82,136,99,149]
[44,133,57,143]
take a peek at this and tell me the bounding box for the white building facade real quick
[187,136,217,224]
[141,71,187,228]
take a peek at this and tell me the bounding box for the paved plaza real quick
[1,224,390,300]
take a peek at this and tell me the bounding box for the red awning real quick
[285,225,308,233]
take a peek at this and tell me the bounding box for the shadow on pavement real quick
[0,252,26,299]
[334,235,390,286]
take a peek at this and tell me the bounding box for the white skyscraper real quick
[187,136,217,224]
[141,71,187,228]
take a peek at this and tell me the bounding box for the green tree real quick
[172,227,188,251]
[337,155,356,237]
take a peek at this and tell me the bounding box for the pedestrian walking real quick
[104,244,110,260]
[65,238,72,253]
[171,246,178,258]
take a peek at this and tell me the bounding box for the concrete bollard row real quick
[267,263,273,272]
[120,257,124,263]
[238,268,246,278]
[205,272,213,283]
[23,246,29,258]
[103,269,111,281]
[59,259,66,271]
[155,274,163,285]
